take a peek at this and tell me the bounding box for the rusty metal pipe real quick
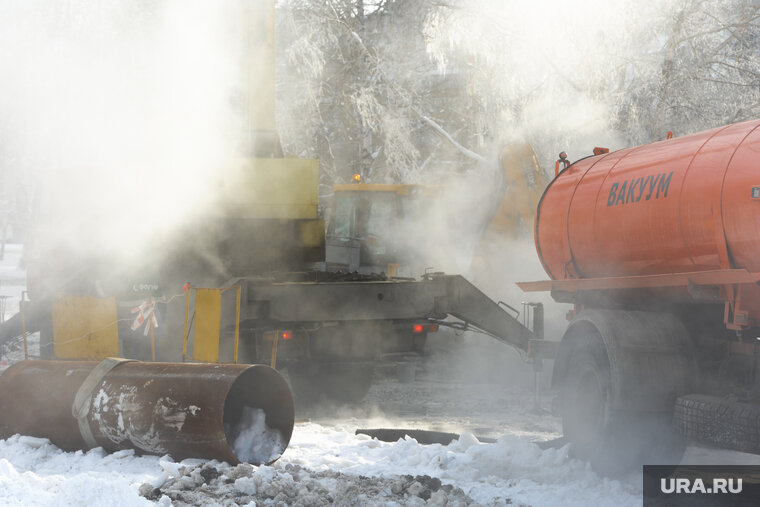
[0,360,294,465]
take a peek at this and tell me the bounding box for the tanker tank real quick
[534,119,760,324]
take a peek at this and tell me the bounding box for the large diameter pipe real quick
[0,360,294,465]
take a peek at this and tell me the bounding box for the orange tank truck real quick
[519,119,760,475]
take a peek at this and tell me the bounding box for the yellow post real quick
[182,287,191,362]
[20,291,28,360]
[193,288,223,363]
[233,285,241,364]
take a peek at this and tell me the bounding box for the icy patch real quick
[0,458,20,478]
[229,407,284,465]
[16,436,49,449]
[452,431,480,452]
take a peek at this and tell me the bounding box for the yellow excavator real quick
[3,1,552,406]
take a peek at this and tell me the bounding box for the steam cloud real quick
[0,1,243,267]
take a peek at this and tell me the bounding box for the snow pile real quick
[141,461,475,506]
[228,406,284,465]
[281,423,642,506]
[0,435,163,506]
[0,424,642,506]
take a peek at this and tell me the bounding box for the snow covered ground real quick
[0,341,641,506]
[0,390,639,507]
[0,243,757,506]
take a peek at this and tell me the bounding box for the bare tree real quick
[276,0,760,191]
[615,0,760,143]
[277,0,487,189]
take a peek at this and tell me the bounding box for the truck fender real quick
[551,309,695,412]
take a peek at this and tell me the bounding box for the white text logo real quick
[661,478,742,494]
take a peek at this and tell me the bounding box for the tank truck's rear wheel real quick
[562,349,609,461]
[562,339,686,476]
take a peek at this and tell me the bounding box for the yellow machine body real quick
[220,158,320,220]
[482,142,548,238]
[51,296,119,360]
[184,286,241,364]
[331,183,439,197]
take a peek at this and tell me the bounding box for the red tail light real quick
[264,330,294,341]
[413,324,439,334]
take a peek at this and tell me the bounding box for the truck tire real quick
[674,394,760,453]
[562,343,686,476]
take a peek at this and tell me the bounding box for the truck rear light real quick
[264,330,294,341]
[413,324,438,333]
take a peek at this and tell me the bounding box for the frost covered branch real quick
[414,109,485,162]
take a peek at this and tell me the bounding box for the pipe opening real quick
[223,364,294,465]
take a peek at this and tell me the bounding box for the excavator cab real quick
[326,142,549,279]
[326,182,438,276]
